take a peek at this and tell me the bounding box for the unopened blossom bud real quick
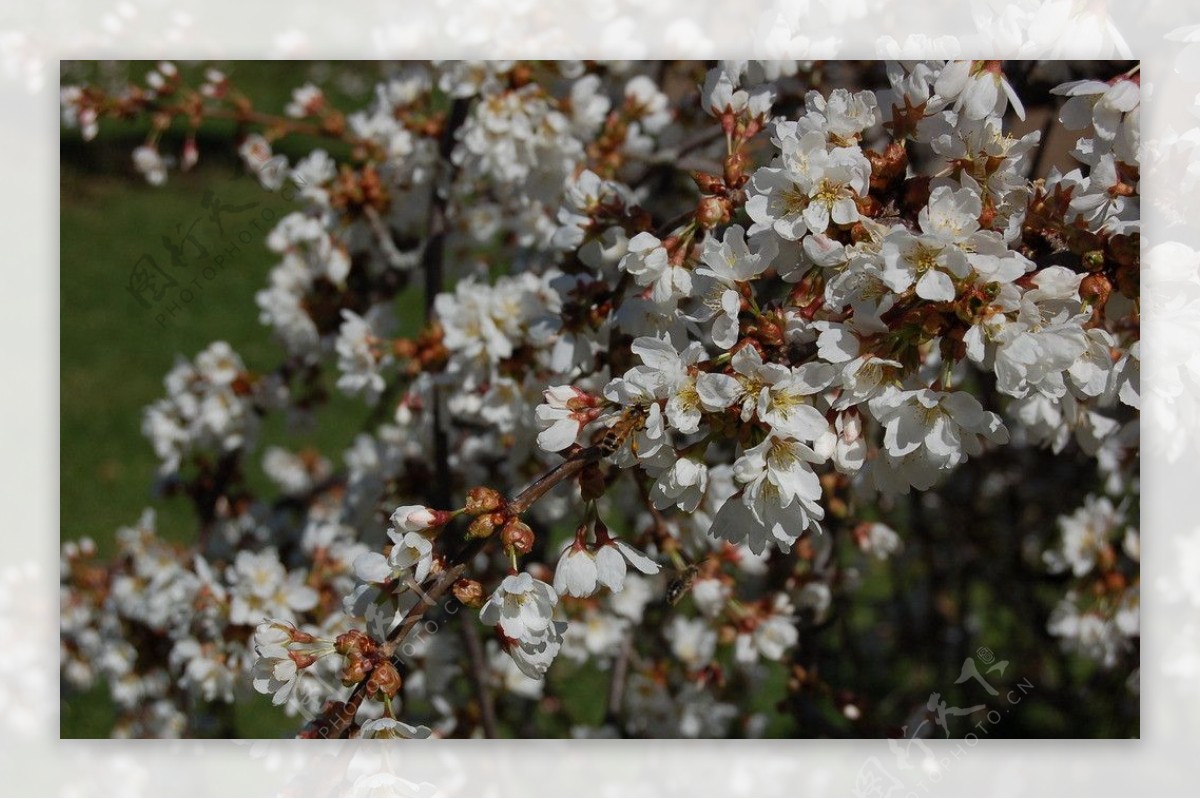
[393,338,417,359]
[978,200,996,230]
[334,629,374,657]
[755,314,784,348]
[341,651,372,686]
[181,137,199,171]
[697,195,732,230]
[867,142,907,192]
[371,660,403,699]
[468,512,505,539]
[724,151,749,187]
[855,194,882,219]
[452,578,485,608]
[692,172,725,194]
[1080,273,1112,310]
[501,519,535,555]
[465,486,506,516]
[419,340,449,371]
[391,504,446,532]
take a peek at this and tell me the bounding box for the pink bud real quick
[181,138,199,172]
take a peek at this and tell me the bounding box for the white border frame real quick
[8,0,1199,794]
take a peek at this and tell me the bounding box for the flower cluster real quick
[61,59,1139,739]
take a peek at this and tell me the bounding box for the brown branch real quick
[313,442,609,738]
[460,613,499,738]
[317,562,470,739]
[602,630,633,735]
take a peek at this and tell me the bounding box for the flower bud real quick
[452,578,485,608]
[854,194,882,219]
[867,142,907,192]
[391,505,441,532]
[724,151,749,187]
[341,651,372,686]
[468,512,504,539]
[755,313,784,348]
[393,338,417,359]
[181,137,199,171]
[465,487,506,516]
[501,519,535,554]
[1080,273,1112,311]
[692,172,725,194]
[696,195,731,230]
[335,629,373,657]
[371,660,403,699]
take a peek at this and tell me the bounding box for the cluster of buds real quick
[462,485,535,559]
[329,163,389,215]
[701,69,773,146]
[334,628,401,698]
[393,322,450,376]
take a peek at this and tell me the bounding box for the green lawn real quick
[59,144,399,737]
[60,60,426,738]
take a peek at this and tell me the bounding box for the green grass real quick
[58,61,423,737]
[59,145,404,737]
[61,161,289,550]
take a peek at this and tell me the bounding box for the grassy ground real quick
[59,74,396,732]
[60,60,446,738]
[60,158,317,736]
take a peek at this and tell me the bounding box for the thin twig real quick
[603,630,633,736]
[460,614,499,738]
[363,205,412,270]
[1026,108,1057,180]
[317,561,470,739]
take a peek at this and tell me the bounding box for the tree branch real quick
[311,405,608,738]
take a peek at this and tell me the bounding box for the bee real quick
[595,410,642,456]
[666,558,709,606]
